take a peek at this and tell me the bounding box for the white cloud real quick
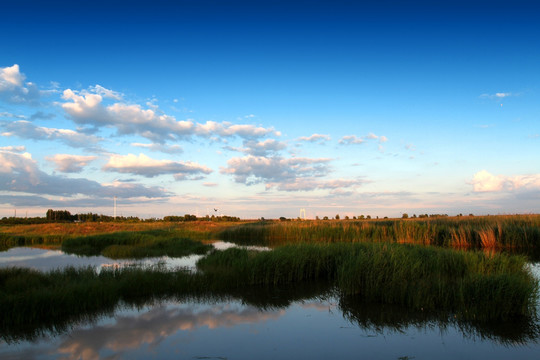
[339,135,364,145]
[61,89,112,126]
[0,64,25,87]
[89,84,123,100]
[1,120,101,148]
[297,134,331,143]
[62,90,278,144]
[229,139,287,156]
[480,92,515,99]
[0,150,167,199]
[103,153,212,179]
[0,64,41,105]
[221,155,332,187]
[471,170,540,192]
[339,133,387,145]
[195,121,279,139]
[46,154,97,173]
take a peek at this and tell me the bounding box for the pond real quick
[0,241,268,272]
[1,246,539,359]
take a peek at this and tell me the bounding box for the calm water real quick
[1,247,539,359]
[0,241,267,272]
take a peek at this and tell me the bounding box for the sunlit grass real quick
[0,221,242,251]
[218,215,540,249]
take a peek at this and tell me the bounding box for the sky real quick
[1,0,539,219]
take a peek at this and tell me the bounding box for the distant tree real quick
[344,215,349,220]
[315,216,320,220]
[402,213,409,219]
[279,216,287,221]
[323,216,329,220]
[359,215,365,220]
[366,215,371,219]
[353,216,357,220]
[335,214,340,220]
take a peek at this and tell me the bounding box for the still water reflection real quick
[1,290,540,360]
[1,248,539,359]
[0,241,267,272]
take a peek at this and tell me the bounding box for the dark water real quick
[1,290,539,360]
[1,249,539,359]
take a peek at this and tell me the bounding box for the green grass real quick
[61,229,213,258]
[0,243,538,342]
[197,243,538,322]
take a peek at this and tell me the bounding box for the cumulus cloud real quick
[471,170,540,192]
[0,64,24,87]
[61,89,278,144]
[0,150,167,199]
[103,153,212,179]
[194,121,280,139]
[228,139,287,156]
[46,154,97,173]
[221,155,331,186]
[61,89,114,126]
[1,120,101,148]
[297,134,331,143]
[0,64,41,105]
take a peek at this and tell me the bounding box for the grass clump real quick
[198,243,538,322]
[61,230,212,259]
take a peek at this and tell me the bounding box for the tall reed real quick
[218,215,540,250]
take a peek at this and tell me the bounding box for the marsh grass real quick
[0,243,537,342]
[197,243,538,322]
[218,215,540,250]
[0,221,240,251]
[61,230,213,258]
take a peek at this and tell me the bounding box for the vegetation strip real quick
[61,229,213,259]
[198,243,538,322]
[217,215,540,249]
[1,243,537,331]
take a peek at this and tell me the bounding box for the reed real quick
[197,243,538,321]
[0,242,537,339]
[218,215,540,250]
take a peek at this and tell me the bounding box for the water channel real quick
[1,245,539,359]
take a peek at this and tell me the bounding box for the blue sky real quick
[1,0,539,219]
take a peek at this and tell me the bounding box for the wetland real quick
[1,216,540,359]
